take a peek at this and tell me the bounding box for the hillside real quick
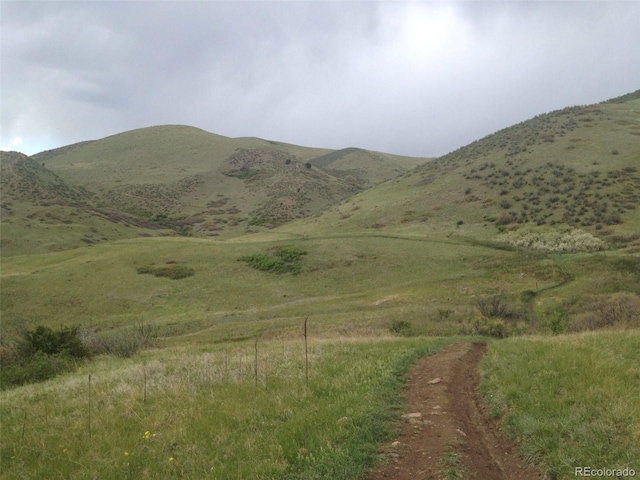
[32,125,426,240]
[0,152,174,256]
[281,90,640,248]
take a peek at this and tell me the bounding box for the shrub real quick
[0,351,76,389]
[472,317,509,338]
[137,264,195,279]
[571,293,640,331]
[497,227,607,252]
[1,325,87,390]
[543,311,568,335]
[495,214,517,226]
[102,330,142,358]
[275,246,307,262]
[81,322,157,358]
[17,325,88,359]
[476,294,513,319]
[238,246,307,275]
[388,320,412,336]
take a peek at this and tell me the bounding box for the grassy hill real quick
[280,91,640,246]
[0,151,174,256]
[31,125,426,241]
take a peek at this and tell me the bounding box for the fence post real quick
[254,337,259,387]
[88,374,92,442]
[304,317,309,387]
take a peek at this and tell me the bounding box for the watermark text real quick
[575,467,636,477]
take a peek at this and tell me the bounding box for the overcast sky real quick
[2,1,639,157]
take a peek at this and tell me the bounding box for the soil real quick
[364,342,544,480]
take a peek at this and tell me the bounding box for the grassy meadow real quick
[0,336,455,479]
[1,232,562,342]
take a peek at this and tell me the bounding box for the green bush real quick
[137,264,195,279]
[473,318,509,338]
[543,311,568,335]
[238,246,307,275]
[0,351,77,389]
[1,325,87,390]
[388,320,412,336]
[18,325,88,359]
[275,246,307,262]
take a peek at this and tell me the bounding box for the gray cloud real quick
[2,1,639,156]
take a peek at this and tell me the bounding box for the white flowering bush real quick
[497,227,607,253]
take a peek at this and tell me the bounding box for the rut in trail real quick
[365,342,543,480]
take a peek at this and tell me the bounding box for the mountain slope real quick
[1,151,87,206]
[278,90,640,245]
[33,125,427,237]
[0,151,171,256]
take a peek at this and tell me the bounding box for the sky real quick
[1,1,639,158]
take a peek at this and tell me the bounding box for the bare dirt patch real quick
[365,342,544,480]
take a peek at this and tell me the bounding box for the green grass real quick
[439,452,470,480]
[481,330,640,479]
[1,232,550,343]
[0,336,454,479]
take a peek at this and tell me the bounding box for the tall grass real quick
[481,330,640,480]
[0,336,454,479]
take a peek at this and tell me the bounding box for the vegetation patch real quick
[0,325,88,390]
[137,263,195,279]
[238,245,307,275]
[497,227,607,252]
[439,452,470,480]
[388,320,413,336]
[570,293,640,331]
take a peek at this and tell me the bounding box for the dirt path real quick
[365,342,544,480]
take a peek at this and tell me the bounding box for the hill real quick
[280,90,640,248]
[0,151,175,256]
[31,125,426,240]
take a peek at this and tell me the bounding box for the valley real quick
[1,91,639,479]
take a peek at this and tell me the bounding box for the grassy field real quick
[481,330,640,480]
[1,232,562,342]
[0,336,455,479]
[3,227,638,342]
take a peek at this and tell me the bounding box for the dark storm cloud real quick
[1,1,639,156]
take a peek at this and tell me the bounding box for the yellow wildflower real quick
[124,451,130,457]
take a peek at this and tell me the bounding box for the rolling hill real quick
[1,127,426,256]
[30,126,426,238]
[2,89,637,334]
[0,151,175,256]
[279,90,640,248]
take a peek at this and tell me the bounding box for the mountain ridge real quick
[2,126,428,255]
[2,89,638,257]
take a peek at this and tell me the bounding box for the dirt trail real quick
[365,342,543,480]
